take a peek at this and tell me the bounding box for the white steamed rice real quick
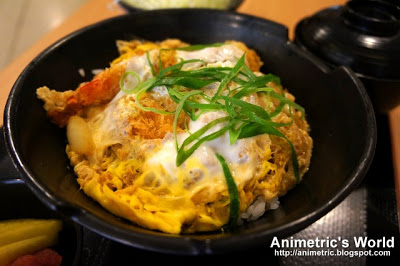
[238,196,279,225]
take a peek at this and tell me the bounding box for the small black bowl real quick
[0,179,81,266]
[4,10,376,255]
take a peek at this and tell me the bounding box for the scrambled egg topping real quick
[36,39,312,234]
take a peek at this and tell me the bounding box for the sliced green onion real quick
[120,71,141,94]
[157,59,205,78]
[233,86,305,118]
[215,95,272,121]
[213,54,246,100]
[173,90,202,150]
[269,91,305,118]
[240,63,257,80]
[238,123,300,181]
[176,43,224,51]
[133,77,174,115]
[146,51,156,76]
[270,102,285,118]
[229,120,245,144]
[156,76,216,89]
[232,85,275,99]
[215,154,240,229]
[176,117,232,166]
[185,102,224,111]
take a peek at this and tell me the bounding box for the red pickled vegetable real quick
[8,248,62,266]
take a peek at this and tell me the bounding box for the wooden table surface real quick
[0,0,399,215]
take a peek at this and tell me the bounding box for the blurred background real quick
[0,0,351,71]
[0,0,87,70]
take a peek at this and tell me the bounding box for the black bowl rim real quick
[4,10,377,255]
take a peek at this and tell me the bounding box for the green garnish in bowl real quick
[120,43,305,228]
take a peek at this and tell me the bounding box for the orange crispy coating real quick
[43,64,125,126]
[76,64,125,106]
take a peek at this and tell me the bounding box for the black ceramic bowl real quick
[4,10,376,255]
[0,179,81,265]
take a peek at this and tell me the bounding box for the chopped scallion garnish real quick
[215,153,240,229]
[176,43,224,51]
[119,44,305,195]
[120,71,141,94]
[173,90,202,150]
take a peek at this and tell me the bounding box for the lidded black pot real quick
[295,0,400,113]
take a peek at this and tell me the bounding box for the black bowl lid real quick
[295,0,400,80]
